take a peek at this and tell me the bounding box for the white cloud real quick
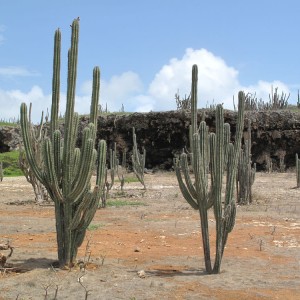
[146,48,240,111]
[0,48,294,123]
[241,80,290,103]
[0,66,40,77]
[80,71,144,113]
[0,86,52,123]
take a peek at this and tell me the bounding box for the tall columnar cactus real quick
[20,19,106,267]
[174,64,245,274]
[296,153,300,188]
[99,143,118,208]
[0,161,3,182]
[236,119,256,205]
[132,127,146,189]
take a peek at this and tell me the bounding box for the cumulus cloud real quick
[241,80,290,103]
[0,86,52,122]
[0,48,293,123]
[81,71,143,113]
[146,48,240,111]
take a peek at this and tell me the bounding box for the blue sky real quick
[0,0,300,122]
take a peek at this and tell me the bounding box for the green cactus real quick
[296,153,300,188]
[236,119,256,205]
[0,161,3,182]
[19,103,49,203]
[132,127,146,189]
[108,142,118,190]
[20,19,106,267]
[99,143,118,208]
[116,148,127,192]
[174,64,245,274]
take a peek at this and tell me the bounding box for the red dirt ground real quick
[0,172,299,299]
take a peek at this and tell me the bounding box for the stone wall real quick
[1,110,300,171]
[0,126,21,152]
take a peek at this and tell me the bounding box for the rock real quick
[137,270,146,278]
[1,110,300,170]
[0,126,21,152]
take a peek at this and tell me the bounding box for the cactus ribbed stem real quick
[175,64,245,274]
[132,127,146,189]
[236,119,256,205]
[20,19,106,267]
[0,161,3,182]
[50,29,61,136]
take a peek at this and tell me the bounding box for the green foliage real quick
[87,223,104,231]
[0,151,23,176]
[115,174,139,183]
[106,199,145,207]
[0,122,18,127]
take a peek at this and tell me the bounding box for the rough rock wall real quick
[0,126,21,152]
[1,110,300,170]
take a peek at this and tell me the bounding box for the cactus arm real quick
[72,148,81,177]
[191,65,198,137]
[224,92,245,206]
[96,140,107,190]
[20,103,44,183]
[223,123,230,169]
[43,138,63,202]
[90,67,100,130]
[180,153,197,199]
[62,19,79,195]
[132,127,146,189]
[68,142,96,203]
[52,130,62,185]
[192,134,207,203]
[174,156,198,209]
[50,29,61,135]
[70,189,98,231]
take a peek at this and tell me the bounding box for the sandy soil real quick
[0,172,299,300]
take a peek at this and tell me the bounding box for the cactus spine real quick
[20,19,106,267]
[175,64,245,274]
[132,127,146,189]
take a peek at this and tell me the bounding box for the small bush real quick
[0,151,23,177]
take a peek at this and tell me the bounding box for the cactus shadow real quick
[9,257,58,272]
[144,268,206,278]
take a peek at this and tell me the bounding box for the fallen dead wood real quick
[0,266,30,274]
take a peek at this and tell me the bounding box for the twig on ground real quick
[78,274,91,300]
